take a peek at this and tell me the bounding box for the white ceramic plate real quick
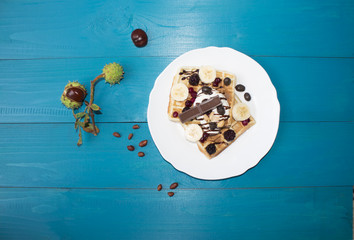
[147,47,280,180]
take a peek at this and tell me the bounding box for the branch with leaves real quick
[61,63,124,146]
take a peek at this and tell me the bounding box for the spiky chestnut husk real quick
[60,81,87,109]
[102,63,124,85]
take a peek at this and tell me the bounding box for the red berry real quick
[191,91,197,98]
[173,111,178,118]
[190,97,196,103]
[188,87,194,93]
[241,118,250,126]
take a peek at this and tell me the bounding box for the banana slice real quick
[184,124,203,142]
[199,66,216,84]
[171,83,188,101]
[232,103,251,121]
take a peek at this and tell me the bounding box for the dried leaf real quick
[75,112,86,119]
[91,104,101,111]
[82,123,100,135]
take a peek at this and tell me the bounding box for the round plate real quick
[147,47,280,180]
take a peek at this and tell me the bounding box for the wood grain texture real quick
[0,187,352,240]
[0,56,353,123]
[0,0,353,59]
[0,122,353,188]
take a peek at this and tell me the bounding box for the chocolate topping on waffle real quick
[179,96,222,123]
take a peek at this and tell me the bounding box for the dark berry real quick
[188,87,194,93]
[242,118,250,126]
[185,100,192,107]
[182,107,190,112]
[244,92,251,101]
[212,78,221,87]
[190,97,196,103]
[191,91,197,98]
[189,74,200,86]
[202,86,212,95]
[202,132,209,139]
[235,84,245,92]
[209,122,217,130]
[224,77,231,86]
[217,105,225,115]
[173,111,178,118]
[223,129,236,141]
[206,144,216,155]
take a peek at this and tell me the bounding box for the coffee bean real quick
[127,145,135,151]
[167,192,174,197]
[133,124,140,129]
[244,92,251,101]
[157,184,162,191]
[139,140,148,147]
[131,29,148,47]
[128,133,133,140]
[235,84,245,92]
[170,182,178,189]
[113,132,121,138]
[138,152,145,157]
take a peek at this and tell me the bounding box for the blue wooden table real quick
[0,0,353,239]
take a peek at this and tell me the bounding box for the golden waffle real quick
[167,66,255,159]
[196,94,256,159]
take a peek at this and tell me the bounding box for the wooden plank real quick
[0,0,353,59]
[0,187,351,239]
[0,57,353,123]
[0,122,353,188]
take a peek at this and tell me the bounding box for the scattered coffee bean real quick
[168,192,174,197]
[170,182,178,189]
[235,84,245,92]
[244,92,251,101]
[139,140,148,147]
[131,29,148,47]
[128,133,133,140]
[113,132,121,138]
[133,124,140,129]
[138,152,145,157]
[127,145,135,151]
[157,184,162,191]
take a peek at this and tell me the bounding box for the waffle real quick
[167,66,255,159]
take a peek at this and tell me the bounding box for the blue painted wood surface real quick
[0,0,353,58]
[0,187,352,240]
[0,122,353,188]
[0,57,353,123]
[0,0,353,239]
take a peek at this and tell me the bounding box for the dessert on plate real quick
[167,66,255,159]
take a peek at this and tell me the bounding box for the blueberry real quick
[182,107,190,112]
[217,105,225,115]
[209,122,217,130]
[185,100,193,107]
[206,144,216,155]
[224,77,231,86]
[202,86,212,95]
[223,129,236,141]
[189,74,200,86]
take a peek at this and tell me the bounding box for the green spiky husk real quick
[102,63,124,85]
[60,81,87,109]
